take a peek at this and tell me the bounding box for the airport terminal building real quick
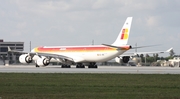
[0,39,24,65]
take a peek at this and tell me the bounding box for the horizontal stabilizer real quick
[102,44,131,50]
[102,44,120,49]
[131,44,161,49]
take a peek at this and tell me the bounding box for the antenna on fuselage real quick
[30,41,31,52]
[92,39,94,45]
[135,43,137,53]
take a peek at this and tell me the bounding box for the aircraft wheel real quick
[67,65,71,68]
[88,65,92,68]
[36,64,40,68]
[88,64,98,68]
[61,65,65,68]
[81,65,85,68]
[76,64,85,68]
[76,65,85,68]
[76,65,80,68]
[61,65,64,68]
[94,65,98,68]
[62,65,71,68]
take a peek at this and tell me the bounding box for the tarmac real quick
[0,65,180,74]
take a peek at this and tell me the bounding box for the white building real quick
[168,57,180,67]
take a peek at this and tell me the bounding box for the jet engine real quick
[36,57,50,66]
[115,56,130,64]
[115,57,121,63]
[122,56,130,63]
[19,54,32,63]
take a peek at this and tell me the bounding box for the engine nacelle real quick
[36,57,50,66]
[115,57,121,63]
[122,56,130,63]
[19,54,32,64]
[115,56,130,64]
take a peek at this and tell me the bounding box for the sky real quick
[0,0,180,56]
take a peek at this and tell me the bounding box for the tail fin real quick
[112,17,133,46]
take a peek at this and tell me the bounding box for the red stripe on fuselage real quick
[36,46,116,52]
[34,45,131,53]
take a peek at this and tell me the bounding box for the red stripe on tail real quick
[120,29,126,39]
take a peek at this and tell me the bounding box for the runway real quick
[0,65,180,74]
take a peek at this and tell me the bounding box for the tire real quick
[67,65,71,68]
[94,65,98,68]
[36,64,39,67]
[76,65,80,68]
[81,65,85,68]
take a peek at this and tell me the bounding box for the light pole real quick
[145,55,146,66]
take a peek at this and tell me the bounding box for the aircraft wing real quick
[33,52,74,61]
[120,47,173,57]
[8,47,74,62]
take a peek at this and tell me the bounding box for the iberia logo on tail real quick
[120,29,128,40]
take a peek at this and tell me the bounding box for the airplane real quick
[8,17,134,68]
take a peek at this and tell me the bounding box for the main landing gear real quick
[88,62,98,68]
[36,64,40,67]
[76,63,85,68]
[76,63,98,68]
[35,63,98,68]
[61,64,71,68]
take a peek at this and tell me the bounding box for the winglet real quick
[8,46,11,52]
[166,47,173,52]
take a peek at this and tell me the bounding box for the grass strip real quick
[0,73,180,99]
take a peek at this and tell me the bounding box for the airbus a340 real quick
[9,17,134,68]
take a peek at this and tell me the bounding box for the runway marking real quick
[0,65,180,74]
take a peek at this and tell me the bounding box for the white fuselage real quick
[31,45,129,63]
